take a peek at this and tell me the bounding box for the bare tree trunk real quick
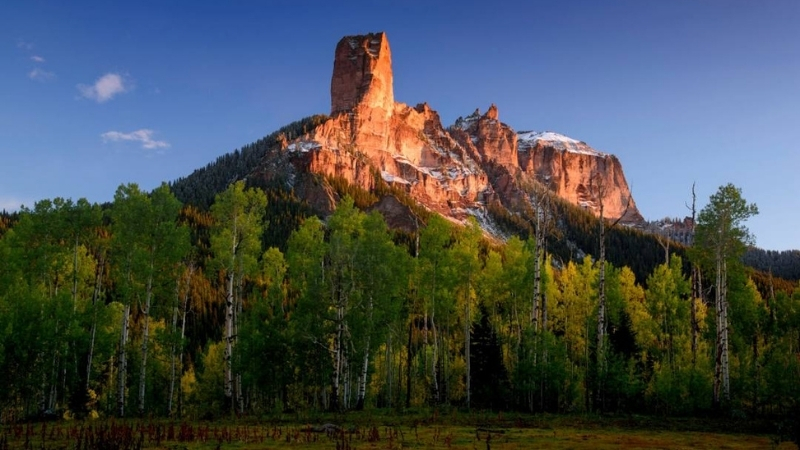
[356,294,375,410]
[118,303,130,417]
[541,257,548,333]
[356,339,370,410]
[720,259,730,402]
[405,320,412,409]
[465,285,471,409]
[595,196,607,412]
[169,265,192,416]
[235,274,244,414]
[688,182,700,365]
[713,247,723,408]
[138,267,154,415]
[85,253,105,392]
[224,223,238,409]
[168,303,179,415]
[224,272,235,404]
[431,310,439,404]
[532,217,541,331]
[331,301,344,411]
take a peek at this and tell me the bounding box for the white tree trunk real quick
[138,268,153,415]
[168,304,179,415]
[118,303,130,417]
[234,275,244,414]
[85,253,105,392]
[224,272,235,402]
[169,266,192,416]
[713,247,723,406]
[465,283,471,409]
[356,295,374,410]
[597,202,607,370]
[721,259,730,401]
[332,302,344,410]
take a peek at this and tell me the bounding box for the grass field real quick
[1,412,796,449]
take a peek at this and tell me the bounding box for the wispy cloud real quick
[16,39,34,50]
[0,197,27,212]
[101,129,170,150]
[78,73,129,103]
[30,55,45,63]
[29,68,55,82]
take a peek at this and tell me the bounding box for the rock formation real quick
[330,32,394,115]
[254,32,643,232]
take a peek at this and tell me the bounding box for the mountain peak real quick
[330,32,394,115]
[250,33,643,230]
[484,104,499,121]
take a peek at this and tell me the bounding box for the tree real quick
[417,215,453,405]
[210,181,267,413]
[111,183,188,416]
[692,183,758,408]
[352,211,409,410]
[590,171,630,411]
[286,216,329,408]
[449,218,482,407]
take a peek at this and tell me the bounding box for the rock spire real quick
[330,32,394,115]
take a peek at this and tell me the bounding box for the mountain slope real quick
[172,32,656,275]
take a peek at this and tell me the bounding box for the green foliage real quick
[692,183,759,272]
[1,177,798,425]
[170,114,329,209]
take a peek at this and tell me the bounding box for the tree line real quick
[0,181,798,422]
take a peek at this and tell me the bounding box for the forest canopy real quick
[0,179,798,423]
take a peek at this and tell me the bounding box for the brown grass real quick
[0,415,795,450]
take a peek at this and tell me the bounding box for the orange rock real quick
[262,32,643,229]
[330,32,394,115]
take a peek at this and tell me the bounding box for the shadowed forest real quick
[1,173,798,426]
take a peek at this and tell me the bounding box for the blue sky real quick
[2,1,798,250]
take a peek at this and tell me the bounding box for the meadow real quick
[1,411,796,450]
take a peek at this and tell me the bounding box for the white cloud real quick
[16,39,34,50]
[101,129,170,150]
[0,197,26,212]
[77,73,128,103]
[29,68,55,82]
[30,55,45,63]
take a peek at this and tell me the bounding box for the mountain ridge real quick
[241,32,643,234]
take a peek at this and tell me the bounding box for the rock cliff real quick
[253,32,643,232]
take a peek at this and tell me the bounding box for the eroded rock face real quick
[259,31,643,230]
[330,32,394,115]
[452,106,518,169]
[517,132,643,222]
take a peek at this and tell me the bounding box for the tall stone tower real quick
[330,32,394,115]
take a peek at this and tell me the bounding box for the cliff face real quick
[517,131,643,222]
[330,32,394,115]
[254,32,643,231]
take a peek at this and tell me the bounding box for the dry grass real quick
[0,414,795,450]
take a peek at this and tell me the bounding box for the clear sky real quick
[2,1,798,250]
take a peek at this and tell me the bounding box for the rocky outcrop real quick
[331,32,393,115]
[254,32,643,232]
[516,132,643,222]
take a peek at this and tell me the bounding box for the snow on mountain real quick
[517,131,606,157]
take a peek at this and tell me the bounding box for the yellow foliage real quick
[181,364,196,398]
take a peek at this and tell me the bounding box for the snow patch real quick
[381,171,410,185]
[286,140,320,153]
[517,130,606,157]
[452,110,482,131]
[467,207,509,240]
